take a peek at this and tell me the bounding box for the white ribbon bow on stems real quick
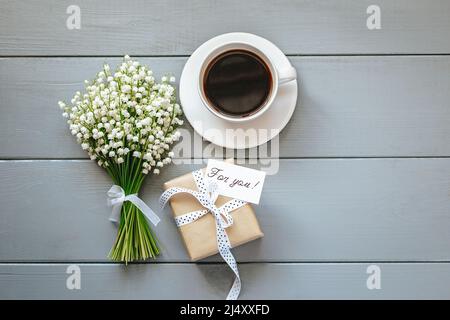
[159,169,247,300]
[107,185,161,226]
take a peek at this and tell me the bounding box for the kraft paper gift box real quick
[163,163,264,261]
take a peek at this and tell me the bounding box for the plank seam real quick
[1,261,450,265]
[0,53,450,58]
[1,156,449,162]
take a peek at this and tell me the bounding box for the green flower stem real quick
[108,158,160,263]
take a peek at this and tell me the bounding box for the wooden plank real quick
[1,159,449,262]
[0,57,184,159]
[1,263,450,299]
[1,1,449,55]
[1,56,449,159]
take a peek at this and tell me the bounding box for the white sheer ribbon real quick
[159,169,247,300]
[107,185,161,226]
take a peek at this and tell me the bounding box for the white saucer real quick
[179,32,298,149]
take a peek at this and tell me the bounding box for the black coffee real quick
[203,50,272,117]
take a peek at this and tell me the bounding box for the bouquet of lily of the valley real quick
[59,55,183,262]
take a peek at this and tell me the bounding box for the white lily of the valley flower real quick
[59,55,182,176]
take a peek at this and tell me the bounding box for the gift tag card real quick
[205,159,266,204]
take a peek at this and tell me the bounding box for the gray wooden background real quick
[0,0,449,299]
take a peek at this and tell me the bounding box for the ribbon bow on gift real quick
[159,169,247,300]
[107,185,161,226]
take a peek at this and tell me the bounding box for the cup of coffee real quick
[198,41,296,122]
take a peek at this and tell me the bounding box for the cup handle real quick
[278,66,297,85]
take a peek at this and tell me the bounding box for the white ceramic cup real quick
[198,41,297,122]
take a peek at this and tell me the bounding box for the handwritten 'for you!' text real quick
[207,167,260,189]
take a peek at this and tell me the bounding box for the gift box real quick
[163,161,264,261]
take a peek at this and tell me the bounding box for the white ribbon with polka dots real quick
[159,169,247,300]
